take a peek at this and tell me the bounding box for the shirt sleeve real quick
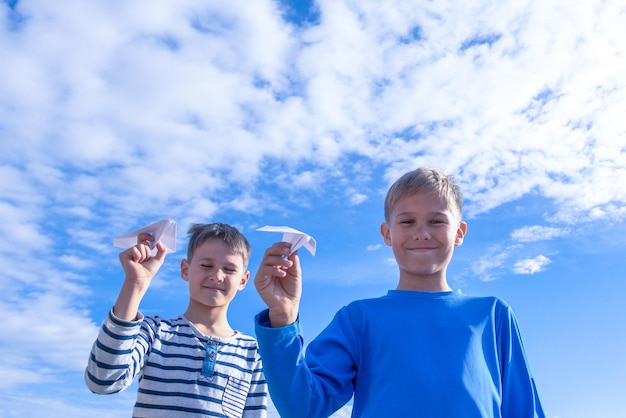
[254,309,355,418]
[84,309,152,394]
[497,304,546,418]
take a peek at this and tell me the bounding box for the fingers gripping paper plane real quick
[113,219,177,252]
[113,221,311,256]
[257,225,317,256]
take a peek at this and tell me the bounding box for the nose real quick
[209,269,225,281]
[412,223,431,240]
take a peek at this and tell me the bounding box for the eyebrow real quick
[198,256,242,266]
[394,211,451,218]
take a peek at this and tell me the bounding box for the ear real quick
[238,270,250,290]
[380,222,392,246]
[180,259,189,282]
[455,221,467,246]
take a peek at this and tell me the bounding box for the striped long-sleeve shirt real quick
[85,309,267,417]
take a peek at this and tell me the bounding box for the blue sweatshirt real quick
[255,290,545,418]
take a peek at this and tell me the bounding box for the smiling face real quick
[181,239,250,311]
[381,192,467,291]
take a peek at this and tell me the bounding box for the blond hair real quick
[384,167,463,222]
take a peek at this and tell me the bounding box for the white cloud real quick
[473,249,509,282]
[2,0,625,224]
[0,202,51,254]
[513,255,551,275]
[511,225,569,242]
[349,192,368,205]
[0,297,100,390]
[58,254,93,270]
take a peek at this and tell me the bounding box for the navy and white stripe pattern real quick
[85,310,267,417]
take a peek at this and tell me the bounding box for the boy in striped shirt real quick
[86,223,267,417]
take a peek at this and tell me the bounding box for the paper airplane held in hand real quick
[257,225,316,256]
[113,219,177,252]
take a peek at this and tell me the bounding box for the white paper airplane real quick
[114,219,177,252]
[257,225,316,256]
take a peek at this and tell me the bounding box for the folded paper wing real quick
[257,225,316,256]
[114,219,177,252]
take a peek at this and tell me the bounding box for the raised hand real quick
[119,233,168,283]
[254,242,302,327]
[113,233,168,321]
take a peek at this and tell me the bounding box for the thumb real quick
[154,241,168,263]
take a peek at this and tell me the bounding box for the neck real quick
[396,274,452,292]
[184,303,234,338]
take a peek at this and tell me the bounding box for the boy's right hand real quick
[254,242,302,327]
[113,233,167,321]
[119,233,167,285]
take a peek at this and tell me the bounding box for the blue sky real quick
[1,0,625,417]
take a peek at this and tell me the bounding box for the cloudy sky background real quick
[1,0,625,416]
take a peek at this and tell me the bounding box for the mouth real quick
[408,247,436,252]
[203,286,224,291]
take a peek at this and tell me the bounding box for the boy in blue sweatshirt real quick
[254,167,545,417]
